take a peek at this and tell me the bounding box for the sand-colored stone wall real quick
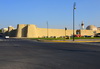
[9,30,17,37]
[8,26,15,36]
[2,28,8,33]
[27,24,38,38]
[37,28,76,38]
[66,30,75,36]
[8,26,14,32]
[14,24,100,38]
[16,24,28,37]
[80,30,94,36]
[96,30,100,33]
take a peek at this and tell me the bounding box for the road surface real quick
[0,38,100,69]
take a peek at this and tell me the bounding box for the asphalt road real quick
[0,38,100,69]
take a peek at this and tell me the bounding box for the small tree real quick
[0,29,2,33]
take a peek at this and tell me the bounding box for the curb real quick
[38,40,100,43]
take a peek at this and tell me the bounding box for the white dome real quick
[86,25,97,30]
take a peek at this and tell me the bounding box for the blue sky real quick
[0,0,100,29]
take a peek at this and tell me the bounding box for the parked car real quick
[84,35,91,37]
[5,36,9,39]
[94,33,100,37]
[74,34,81,37]
[0,33,3,37]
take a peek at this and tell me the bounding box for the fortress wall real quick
[48,29,65,37]
[16,24,99,38]
[8,26,15,37]
[8,26,14,32]
[27,24,38,38]
[37,28,75,37]
[10,29,17,37]
[2,28,8,33]
[36,28,47,37]
[96,30,100,33]
[16,24,27,37]
[66,30,76,36]
[80,30,94,36]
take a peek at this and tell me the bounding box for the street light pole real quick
[73,2,76,41]
[65,27,67,37]
[47,21,48,38]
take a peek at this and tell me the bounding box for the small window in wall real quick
[76,32,79,34]
[76,30,80,34]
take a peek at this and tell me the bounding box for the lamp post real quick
[73,2,76,41]
[65,27,67,37]
[47,21,48,38]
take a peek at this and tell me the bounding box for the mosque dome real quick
[86,25,97,30]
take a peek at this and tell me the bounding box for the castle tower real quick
[8,26,15,36]
[16,24,27,37]
[81,21,84,30]
[8,26,14,32]
[27,24,38,38]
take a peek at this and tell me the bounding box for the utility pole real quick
[73,2,76,41]
[47,21,49,38]
[65,27,67,37]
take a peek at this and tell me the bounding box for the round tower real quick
[81,21,84,30]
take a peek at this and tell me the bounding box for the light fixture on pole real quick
[73,2,76,41]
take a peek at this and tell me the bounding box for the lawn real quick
[30,37,100,40]
[30,38,66,40]
[74,37,100,39]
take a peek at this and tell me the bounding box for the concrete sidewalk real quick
[38,39,100,43]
